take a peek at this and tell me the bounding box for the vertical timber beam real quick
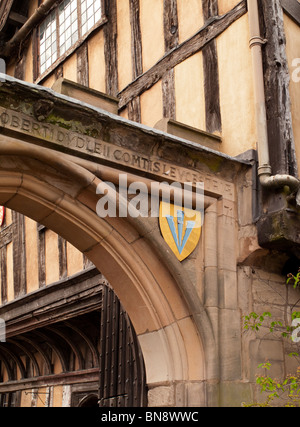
[12,211,26,298]
[162,0,178,120]
[104,0,118,97]
[259,0,298,176]
[129,0,143,79]
[202,0,222,133]
[14,53,25,81]
[0,246,7,304]
[37,224,46,288]
[58,236,67,280]
[128,0,142,122]
[77,42,89,87]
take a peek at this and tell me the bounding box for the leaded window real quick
[38,0,103,76]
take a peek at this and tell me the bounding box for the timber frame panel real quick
[0,0,248,137]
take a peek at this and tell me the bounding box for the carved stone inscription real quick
[0,107,234,201]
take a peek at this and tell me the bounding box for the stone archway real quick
[0,133,214,406]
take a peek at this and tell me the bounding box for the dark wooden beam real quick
[128,97,141,123]
[37,224,46,288]
[202,39,222,133]
[0,368,100,393]
[162,69,176,119]
[12,211,26,298]
[202,0,222,133]
[77,42,89,87]
[0,267,103,337]
[14,53,26,81]
[202,0,219,21]
[58,236,67,280]
[281,0,300,26]
[129,0,143,79]
[0,224,12,248]
[128,0,143,122]
[162,0,178,120]
[0,0,14,32]
[0,246,7,304]
[8,11,27,26]
[103,0,118,96]
[163,0,179,51]
[260,0,298,176]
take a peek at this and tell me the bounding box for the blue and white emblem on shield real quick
[159,202,202,262]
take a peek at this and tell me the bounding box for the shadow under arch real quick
[0,134,217,405]
[78,394,99,407]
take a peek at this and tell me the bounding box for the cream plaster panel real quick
[67,241,83,276]
[217,15,256,157]
[88,29,106,93]
[36,387,47,407]
[24,39,34,83]
[140,81,163,128]
[140,0,164,71]
[119,108,129,120]
[23,0,37,84]
[284,14,300,173]
[25,216,39,294]
[175,52,206,131]
[52,386,63,407]
[53,352,63,375]
[2,369,8,383]
[42,73,56,89]
[177,0,204,44]
[21,390,33,407]
[218,0,241,16]
[6,242,14,302]
[63,53,78,83]
[5,208,12,225]
[45,229,60,285]
[117,0,133,90]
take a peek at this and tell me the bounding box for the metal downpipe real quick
[247,0,300,204]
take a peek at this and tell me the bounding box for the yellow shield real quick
[159,201,202,262]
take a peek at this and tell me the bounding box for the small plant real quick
[243,271,300,407]
[243,363,300,407]
[287,268,300,289]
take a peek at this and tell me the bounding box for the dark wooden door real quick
[99,286,147,407]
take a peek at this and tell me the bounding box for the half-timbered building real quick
[0,0,299,407]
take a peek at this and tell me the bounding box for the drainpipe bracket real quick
[258,165,272,177]
[249,36,268,48]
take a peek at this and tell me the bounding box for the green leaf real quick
[263,312,272,318]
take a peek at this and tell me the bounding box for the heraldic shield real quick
[159,201,202,262]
